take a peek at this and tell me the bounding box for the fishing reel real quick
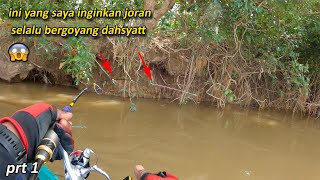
[64,148,111,180]
[29,80,118,180]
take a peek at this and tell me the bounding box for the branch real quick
[154,0,176,19]
[144,0,176,30]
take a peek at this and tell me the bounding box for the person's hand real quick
[51,109,74,161]
[55,109,73,150]
[0,102,74,162]
[134,165,178,180]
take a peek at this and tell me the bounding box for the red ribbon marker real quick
[138,52,152,80]
[99,52,112,75]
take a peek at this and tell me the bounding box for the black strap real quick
[0,124,27,164]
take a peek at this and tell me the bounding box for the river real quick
[0,82,320,180]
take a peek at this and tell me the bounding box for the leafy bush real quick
[61,37,95,85]
[0,0,319,110]
[159,0,318,95]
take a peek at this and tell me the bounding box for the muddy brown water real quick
[1,82,320,180]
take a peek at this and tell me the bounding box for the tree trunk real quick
[144,0,176,30]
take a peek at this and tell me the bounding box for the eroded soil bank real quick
[1,27,320,117]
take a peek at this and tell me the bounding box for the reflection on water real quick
[1,82,320,180]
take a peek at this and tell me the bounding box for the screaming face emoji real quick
[8,43,29,62]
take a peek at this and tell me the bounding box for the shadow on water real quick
[1,82,320,180]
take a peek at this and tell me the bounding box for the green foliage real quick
[224,89,236,102]
[33,36,59,60]
[289,59,310,95]
[0,0,76,18]
[61,37,95,85]
[158,0,224,42]
[158,0,318,96]
[0,0,319,99]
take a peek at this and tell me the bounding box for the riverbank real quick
[1,19,319,117]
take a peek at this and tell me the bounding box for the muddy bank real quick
[0,38,192,100]
[0,34,73,86]
[1,25,320,116]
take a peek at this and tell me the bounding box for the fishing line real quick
[70,78,130,129]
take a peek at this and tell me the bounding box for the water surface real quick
[0,82,320,180]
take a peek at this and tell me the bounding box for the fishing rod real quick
[28,81,111,180]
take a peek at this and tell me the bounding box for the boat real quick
[38,165,59,180]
